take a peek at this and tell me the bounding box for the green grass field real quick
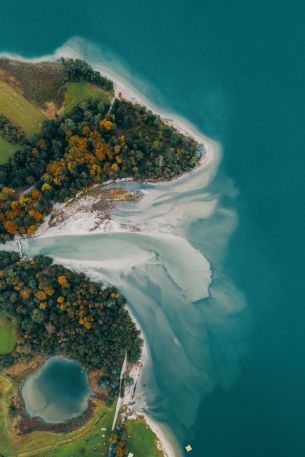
[44,405,114,457]
[0,375,16,456]
[0,311,16,354]
[62,81,112,114]
[0,80,44,136]
[13,404,114,457]
[126,417,164,457]
[0,137,20,164]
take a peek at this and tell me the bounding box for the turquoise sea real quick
[1,1,305,456]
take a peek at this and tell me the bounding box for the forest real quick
[0,59,200,242]
[0,251,141,379]
[62,57,114,91]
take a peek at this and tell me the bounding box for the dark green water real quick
[22,356,91,423]
[1,1,305,455]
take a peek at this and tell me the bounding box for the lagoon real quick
[22,356,91,424]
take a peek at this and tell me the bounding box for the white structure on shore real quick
[111,351,128,431]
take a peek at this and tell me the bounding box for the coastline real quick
[120,310,181,457]
[0,48,220,457]
[143,414,182,457]
[0,46,217,168]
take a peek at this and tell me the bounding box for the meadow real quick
[0,137,20,164]
[0,311,16,354]
[61,81,111,114]
[0,80,44,136]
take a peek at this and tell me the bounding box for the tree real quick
[108,433,118,444]
[58,275,69,287]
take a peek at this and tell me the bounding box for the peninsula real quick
[0,57,203,457]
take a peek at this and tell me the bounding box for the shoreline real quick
[119,310,180,457]
[143,414,182,457]
[0,47,218,167]
[0,48,220,457]
[122,309,184,457]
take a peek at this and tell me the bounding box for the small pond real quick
[22,356,92,423]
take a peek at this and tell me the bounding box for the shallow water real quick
[26,148,250,450]
[22,356,91,423]
[1,1,305,455]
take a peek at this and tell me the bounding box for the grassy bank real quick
[16,404,114,457]
[62,81,112,114]
[0,137,20,164]
[0,81,44,136]
[0,375,15,456]
[126,417,164,457]
[0,311,16,354]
